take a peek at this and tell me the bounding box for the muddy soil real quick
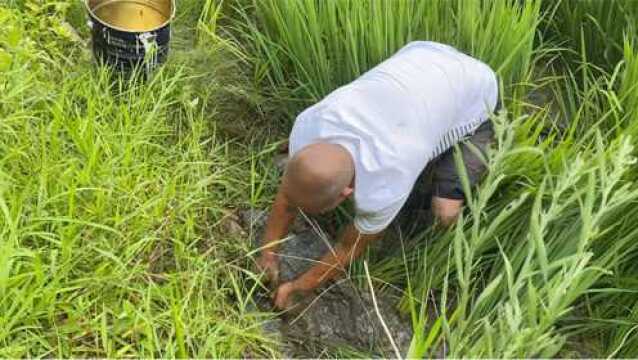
[240,209,414,357]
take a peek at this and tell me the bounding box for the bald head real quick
[283,143,355,213]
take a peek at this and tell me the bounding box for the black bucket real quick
[86,0,175,73]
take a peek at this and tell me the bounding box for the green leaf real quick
[0,48,12,72]
[6,26,23,48]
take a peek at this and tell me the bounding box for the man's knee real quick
[432,196,464,227]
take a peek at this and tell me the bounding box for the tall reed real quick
[239,0,541,118]
[544,0,638,71]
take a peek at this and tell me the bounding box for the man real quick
[257,41,499,310]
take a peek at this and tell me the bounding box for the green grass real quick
[0,2,279,357]
[3,0,638,357]
[542,0,638,71]
[238,0,541,120]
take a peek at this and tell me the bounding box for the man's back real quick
[290,41,498,234]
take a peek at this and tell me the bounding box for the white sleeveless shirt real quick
[289,41,498,234]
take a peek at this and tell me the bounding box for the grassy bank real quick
[0,1,278,357]
[2,0,638,357]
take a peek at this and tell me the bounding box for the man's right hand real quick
[256,252,280,286]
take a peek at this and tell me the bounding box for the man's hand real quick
[273,281,308,310]
[277,224,383,296]
[269,225,382,311]
[256,253,280,286]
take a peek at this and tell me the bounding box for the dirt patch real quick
[276,281,411,358]
[240,209,414,357]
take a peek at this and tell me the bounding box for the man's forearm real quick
[292,224,381,291]
[262,188,296,257]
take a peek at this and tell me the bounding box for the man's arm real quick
[274,223,383,308]
[257,183,297,284]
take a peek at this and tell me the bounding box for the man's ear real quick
[341,186,354,198]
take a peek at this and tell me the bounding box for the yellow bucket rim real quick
[85,0,176,33]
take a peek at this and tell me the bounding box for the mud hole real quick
[239,209,415,358]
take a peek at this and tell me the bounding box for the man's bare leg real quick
[431,196,464,227]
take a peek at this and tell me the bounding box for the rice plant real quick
[544,0,638,70]
[239,0,541,118]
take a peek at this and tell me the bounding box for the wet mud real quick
[239,209,414,357]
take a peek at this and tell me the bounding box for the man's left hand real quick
[273,281,305,310]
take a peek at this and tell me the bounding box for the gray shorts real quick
[430,120,494,200]
[401,119,494,209]
[395,119,494,235]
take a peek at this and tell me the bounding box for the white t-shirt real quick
[289,41,498,234]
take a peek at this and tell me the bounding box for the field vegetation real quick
[1,0,638,357]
